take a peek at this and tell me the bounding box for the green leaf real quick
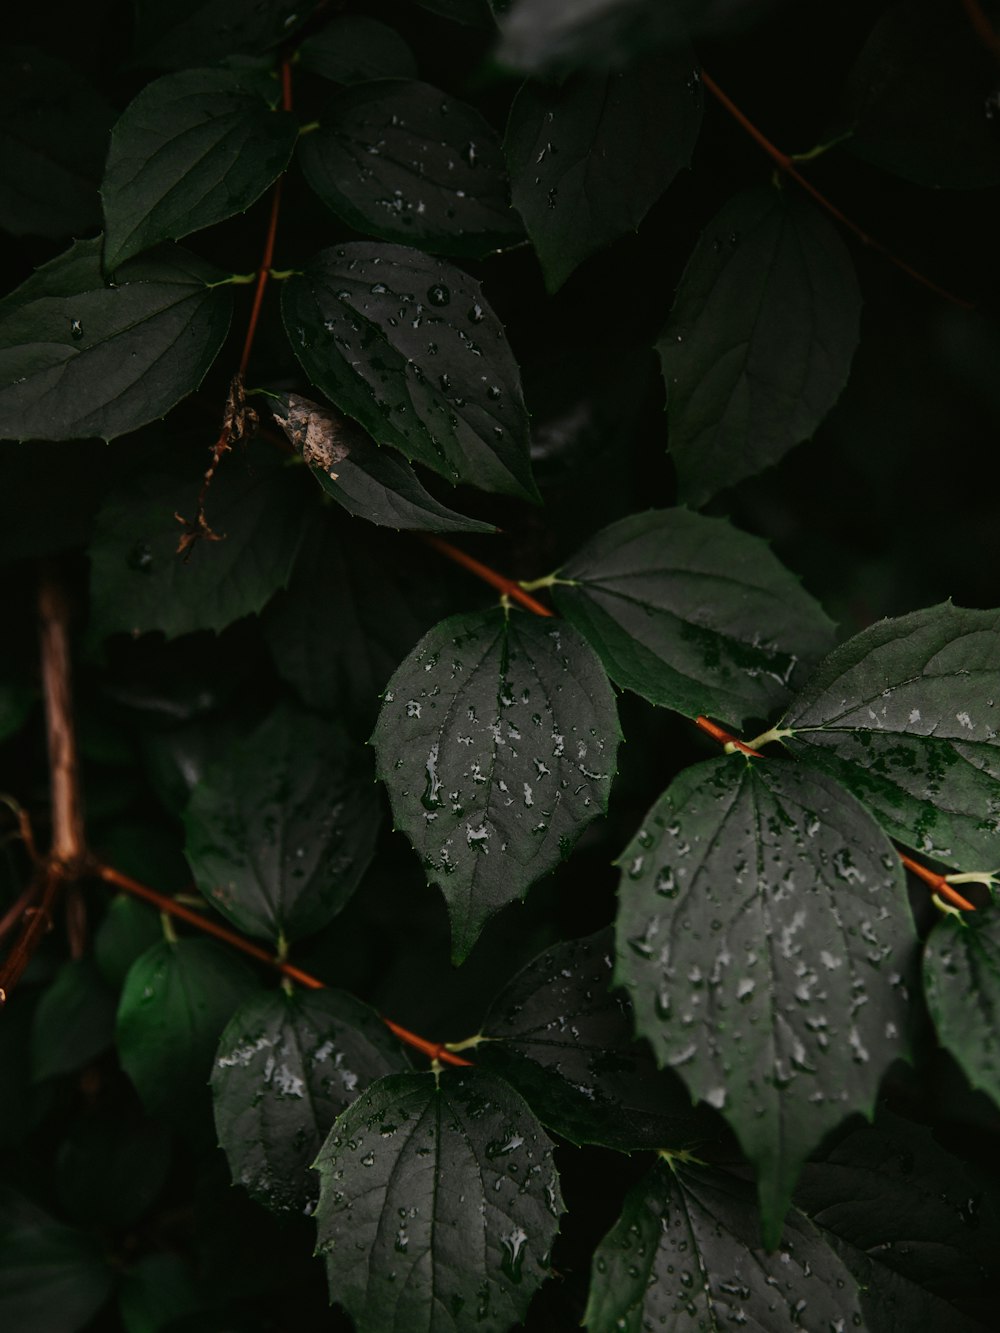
[102,67,297,272]
[116,938,259,1127]
[504,49,702,291]
[282,242,537,500]
[94,895,165,988]
[272,393,496,532]
[184,703,381,943]
[31,959,117,1081]
[551,508,835,728]
[583,1159,864,1332]
[779,603,1000,866]
[0,993,53,1147]
[475,927,702,1149]
[298,80,522,259]
[0,47,114,239]
[794,1112,999,1332]
[298,17,418,85]
[0,1187,113,1333]
[118,1254,204,1333]
[314,1068,563,1332]
[842,0,1000,189]
[416,0,496,28]
[616,756,914,1244]
[0,681,33,741]
[212,987,410,1215]
[0,237,232,442]
[88,441,305,640]
[132,0,307,70]
[372,608,620,962]
[658,187,861,507]
[924,912,1000,1112]
[56,1110,171,1229]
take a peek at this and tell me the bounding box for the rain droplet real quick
[427,284,450,306]
[127,540,154,573]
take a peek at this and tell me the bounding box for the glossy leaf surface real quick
[372,609,620,961]
[314,1068,563,1332]
[184,703,381,943]
[780,603,1000,866]
[102,67,297,271]
[658,187,861,507]
[212,988,410,1215]
[282,242,536,499]
[552,509,835,727]
[923,912,1000,1112]
[505,50,701,290]
[476,927,701,1149]
[0,237,232,442]
[616,756,914,1243]
[584,1160,864,1332]
[273,394,495,532]
[299,80,521,257]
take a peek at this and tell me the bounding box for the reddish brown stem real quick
[898,853,976,912]
[961,0,1000,63]
[694,715,763,758]
[0,880,42,947]
[38,568,85,866]
[94,862,472,1067]
[421,535,554,617]
[699,70,975,311]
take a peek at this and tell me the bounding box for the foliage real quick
[2,1,999,1330]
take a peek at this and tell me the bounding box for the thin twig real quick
[420,535,554,617]
[961,0,1000,63]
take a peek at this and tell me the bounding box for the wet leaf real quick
[272,393,495,532]
[0,1186,113,1333]
[102,67,297,271]
[116,938,259,1127]
[475,927,701,1149]
[924,912,1000,1113]
[616,755,915,1244]
[132,0,307,70]
[299,80,521,258]
[658,187,861,508]
[283,242,537,500]
[314,1067,563,1333]
[551,508,835,728]
[779,603,1000,866]
[842,0,1000,189]
[298,16,418,85]
[88,441,305,640]
[212,988,410,1216]
[372,609,620,962]
[794,1112,999,1332]
[30,958,117,1082]
[184,703,381,943]
[505,49,702,291]
[0,237,232,443]
[0,47,114,240]
[584,1159,864,1332]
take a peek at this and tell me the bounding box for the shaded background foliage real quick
[1,0,1000,1330]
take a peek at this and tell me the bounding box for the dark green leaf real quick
[551,508,835,728]
[116,938,259,1126]
[88,441,305,640]
[0,682,33,741]
[0,1186,113,1333]
[924,911,1000,1112]
[282,242,537,500]
[372,608,620,961]
[842,0,1000,189]
[95,895,166,988]
[778,603,1000,867]
[56,1110,171,1229]
[0,237,232,442]
[102,67,297,271]
[314,1068,563,1332]
[298,17,418,84]
[584,1159,864,1332]
[505,50,702,291]
[272,393,496,532]
[298,80,521,258]
[794,1112,999,1332]
[132,0,307,70]
[0,47,113,239]
[184,703,381,943]
[212,987,410,1215]
[616,756,914,1244]
[416,0,496,28]
[0,993,53,1147]
[658,187,861,507]
[31,959,117,1081]
[475,927,701,1149]
[118,1254,204,1333]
